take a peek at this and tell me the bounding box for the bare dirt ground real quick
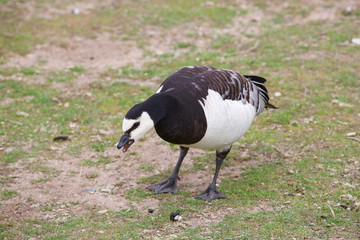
[1,0,358,229]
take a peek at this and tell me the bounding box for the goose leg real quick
[146,147,189,194]
[194,147,231,201]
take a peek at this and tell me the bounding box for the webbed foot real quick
[146,177,178,194]
[194,185,226,201]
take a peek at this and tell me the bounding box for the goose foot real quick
[146,177,178,194]
[194,185,226,202]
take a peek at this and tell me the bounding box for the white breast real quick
[183,89,256,150]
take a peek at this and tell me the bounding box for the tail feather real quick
[266,102,278,109]
[245,75,278,110]
[244,75,266,83]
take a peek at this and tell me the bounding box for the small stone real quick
[16,111,29,117]
[347,194,355,201]
[274,92,282,97]
[64,102,70,108]
[100,188,111,193]
[98,129,108,135]
[337,120,348,125]
[4,147,14,153]
[8,175,20,178]
[343,6,352,15]
[98,209,108,214]
[290,120,299,126]
[331,99,353,107]
[288,169,295,174]
[30,203,40,209]
[303,116,314,124]
[351,38,360,45]
[148,208,154,213]
[82,189,96,193]
[343,182,355,188]
[72,8,80,15]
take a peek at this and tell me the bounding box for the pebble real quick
[8,175,20,178]
[344,6,352,15]
[100,188,111,193]
[98,209,108,214]
[351,38,360,45]
[303,116,314,124]
[274,92,282,97]
[148,208,154,213]
[72,8,80,15]
[332,99,353,107]
[16,111,29,117]
[30,203,40,209]
[4,147,14,153]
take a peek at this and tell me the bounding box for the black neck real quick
[137,93,179,124]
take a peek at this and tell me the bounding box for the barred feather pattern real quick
[177,66,271,115]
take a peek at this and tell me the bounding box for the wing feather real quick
[159,66,276,115]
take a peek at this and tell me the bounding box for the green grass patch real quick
[138,163,157,172]
[82,155,111,167]
[0,190,19,200]
[69,66,85,73]
[175,42,192,49]
[21,67,37,76]
[0,150,27,164]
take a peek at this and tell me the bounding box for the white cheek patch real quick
[122,112,154,141]
[122,118,137,133]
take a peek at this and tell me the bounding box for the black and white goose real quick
[117,66,276,201]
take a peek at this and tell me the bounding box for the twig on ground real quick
[347,137,360,143]
[327,203,335,218]
[67,165,83,197]
[245,40,259,53]
[8,119,23,125]
[224,40,260,57]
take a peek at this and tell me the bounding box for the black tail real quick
[244,75,278,110]
[265,102,278,109]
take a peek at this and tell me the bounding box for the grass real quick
[1,0,360,239]
[0,190,18,200]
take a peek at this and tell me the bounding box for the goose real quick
[117,66,276,201]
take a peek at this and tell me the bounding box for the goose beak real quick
[117,133,134,153]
